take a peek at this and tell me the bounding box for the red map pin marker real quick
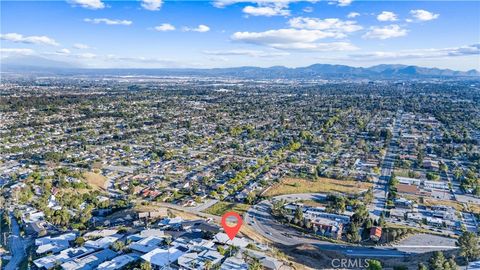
[221,211,243,240]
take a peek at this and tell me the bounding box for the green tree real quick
[204,259,213,270]
[3,212,11,228]
[294,206,303,224]
[346,223,361,243]
[140,261,152,270]
[111,240,125,252]
[458,231,480,263]
[429,251,447,270]
[418,263,428,270]
[248,258,262,270]
[367,260,382,270]
[245,192,256,205]
[74,237,85,246]
[445,257,458,270]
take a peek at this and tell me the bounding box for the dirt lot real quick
[264,177,372,197]
[279,243,460,270]
[83,171,107,190]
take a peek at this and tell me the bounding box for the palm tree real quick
[248,258,262,270]
[229,245,240,257]
[165,237,173,268]
[204,259,213,270]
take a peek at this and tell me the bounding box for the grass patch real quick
[264,177,372,197]
[385,222,456,238]
[203,201,250,216]
[83,172,107,190]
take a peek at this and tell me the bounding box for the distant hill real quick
[1,55,479,79]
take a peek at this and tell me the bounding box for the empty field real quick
[264,177,372,197]
[203,201,250,216]
[83,172,107,190]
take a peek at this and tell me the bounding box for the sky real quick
[1,0,479,70]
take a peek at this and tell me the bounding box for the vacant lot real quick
[203,201,250,216]
[467,203,480,215]
[423,198,464,211]
[83,172,107,190]
[264,177,372,197]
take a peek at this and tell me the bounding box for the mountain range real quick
[1,55,479,79]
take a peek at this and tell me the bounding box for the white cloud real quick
[104,55,180,66]
[303,7,314,13]
[213,0,321,15]
[213,0,315,8]
[409,9,439,21]
[271,42,358,51]
[78,53,97,59]
[337,0,352,7]
[203,49,289,57]
[232,29,341,44]
[0,33,59,46]
[183,25,210,32]
[362,24,407,40]
[68,0,105,9]
[243,5,290,17]
[347,12,360,18]
[288,17,363,33]
[231,29,357,51]
[349,44,480,60]
[84,18,132,26]
[73,43,90,49]
[154,23,176,31]
[377,11,398,22]
[141,0,163,11]
[56,48,71,54]
[0,48,36,57]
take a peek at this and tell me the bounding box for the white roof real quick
[213,233,249,248]
[84,229,119,238]
[139,229,165,238]
[178,249,224,269]
[468,260,480,269]
[220,257,248,270]
[33,247,93,269]
[36,240,70,254]
[160,217,183,225]
[24,211,45,223]
[141,247,185,267]
[84,234,122,249]
[97,254,139,270]
[397,176,422,185]
[187,239,215,250]
[61,249,117,270]
[246,250,283,270]
[128,236,164,253]
[35,232,77,246]
[34,251,71,269]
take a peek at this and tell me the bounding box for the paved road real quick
[189,199,218,212]
[155,192,456,259]
[245,199,407,258]
[369,112,401,219]
[246,194,459,259]
[151,201,220,221]
[4,213,27,270]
